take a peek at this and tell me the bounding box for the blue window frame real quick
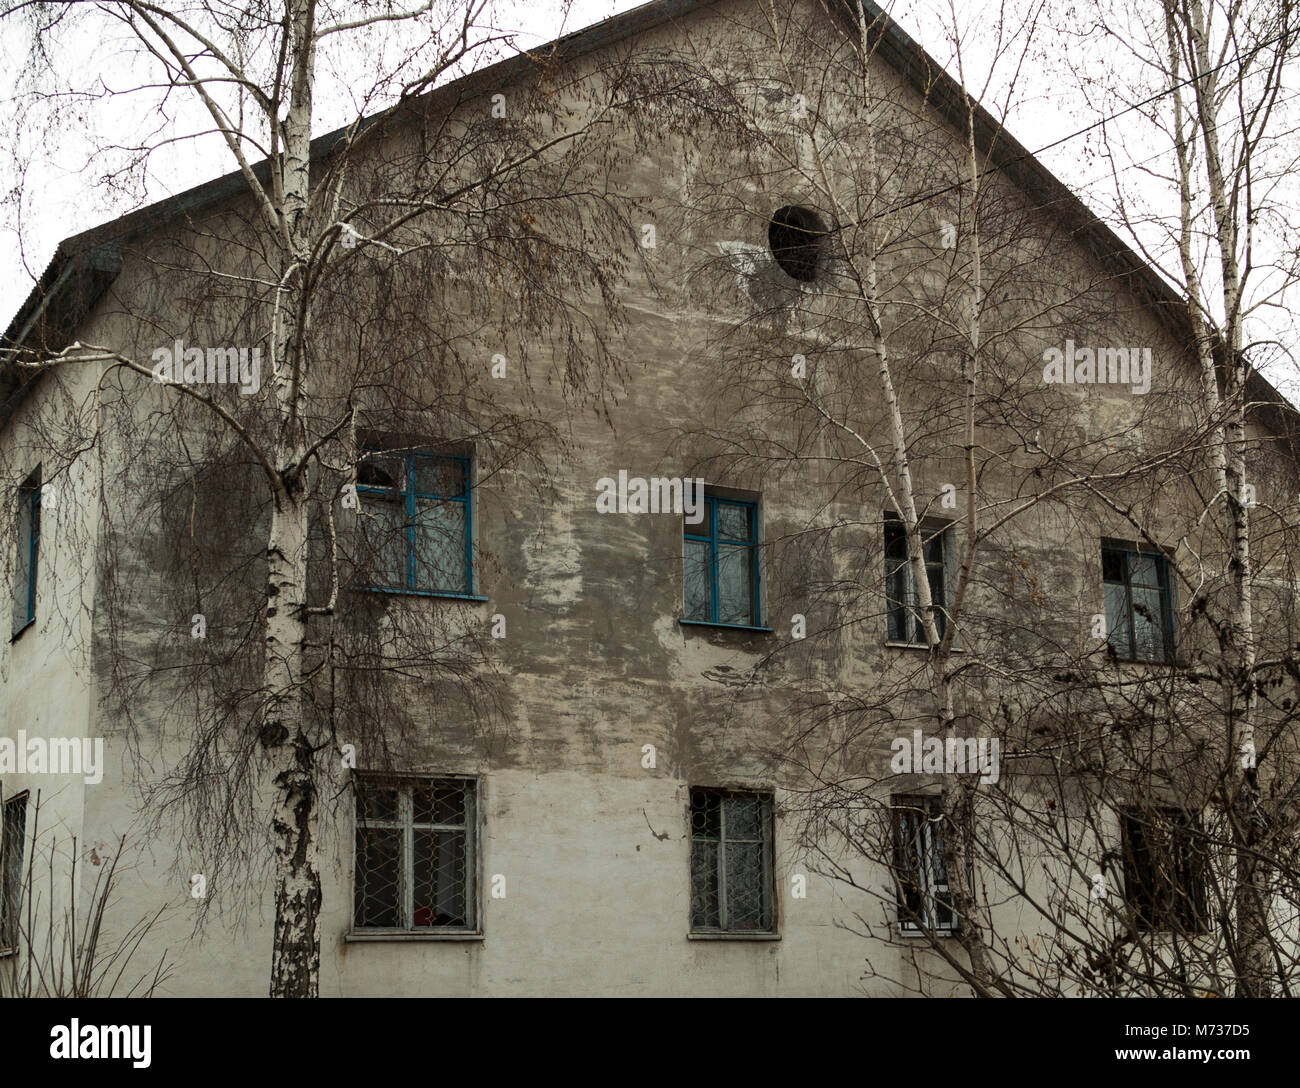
[12,469,39,637]
[683,495,760,627]
[355,449,475,597]
[1103,544,1174,662]
[885,517,948,645]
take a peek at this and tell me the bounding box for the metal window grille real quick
[1,794,28,949]
[885,517,948,645]
[355,448,473,596]
[689,788,775,933]
[12,469,39,636]
[1102,545,1174,662]
[684,495,760,627]
[1121,807,1205,933]
[353,776,476,932]
[892,795,962,934]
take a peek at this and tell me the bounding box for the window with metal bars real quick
[1121,806,1206,933]
[12,468,39,637]
[353,776,477,933]
[1,792,27,951]
[1102,544,1175,662]
[354,447,475,597]
[885,516,949,645]
[683,494,761,628]
[892,794,965,935]
[689,788,775,934]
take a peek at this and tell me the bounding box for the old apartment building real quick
[0,0,1296,997]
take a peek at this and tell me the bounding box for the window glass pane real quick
[354,825,401,927]
[1124,811,1170,930]
[717,502,751,542]
[886,531,948,644]
[12,492,31,633]
[691,790,721,840]
[684,539,711,621]
[412,828,467,927]
[1102,548,1125,583]
[932,885,957,929]
[357,783,400,822]
[926,563,947,639]
[884,520,907,560]
[717,544,754,626]
[724,841,768,929]
[358,493,407,589]
[887,561,913,643]
[1104,581,1133,657]
[413,456,466,498]
[357,453,404,491]
[414,779,467,825]
[928,813,948,885]
[414,499,468,593]
[690,839,720,929]
[1173,821,1204,929]
[1131,585,1165,661]
[894,806,924,924]
[1129,553,1160,587]
[723,794,763,840]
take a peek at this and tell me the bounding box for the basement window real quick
[768,205,827,282]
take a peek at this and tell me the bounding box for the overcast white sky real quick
[1,0,1294,396]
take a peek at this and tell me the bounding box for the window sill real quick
[885,641,964,652]
[345,930,483,942]
[350,587,489,602]
[1129,923,1207,937]
[898,928,959,939]
[10,619,33,644]
[0,945,15,957]
[687,932,780,941]
[679,620,773,634]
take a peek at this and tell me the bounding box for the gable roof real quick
[1,0,1293,444]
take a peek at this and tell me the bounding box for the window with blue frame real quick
[11,468,39,637]
[683,494,760,627]
[885,516,948,645]
[1103,544,1174,662]
[355,448,473,596]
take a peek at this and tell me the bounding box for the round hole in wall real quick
[768,205,827,282]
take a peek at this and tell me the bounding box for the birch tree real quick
[1,0,660,996]
[1043,0,1300,998]
[654,0,1300,995]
